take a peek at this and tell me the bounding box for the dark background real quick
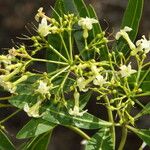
[0,0,150,150]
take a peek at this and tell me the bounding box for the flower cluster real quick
[0,47,31,93]
[0,7,149,128]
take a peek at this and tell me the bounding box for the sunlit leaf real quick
[129,127,150,147]
[85,128,113,150]
[42,105,112,129]
[17,118,55,139]
[0,130,15,150]
[21,131,52,150]
[115,0,144,55]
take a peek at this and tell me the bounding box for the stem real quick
[59,34,70,60]
[50,66,70,81]
[32,58,68,65]
[142,61,150,68]
[0,104,13,108]
[84,38,88,49]
[104,96,116,150]
[68,126,90,140]
[0,96,12,101]
[68,29,73,62]
[118,125,128,150]
[135,92,150,97]
[48,44,68,62]
[59,72,70,90]
[0,109,21,124]
[133,56,144,92]
[138,68,150,87]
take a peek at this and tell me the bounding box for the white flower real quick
[35,7,44,22]
[69,106,87,117]
[78,17,98,30]
[136,35,150,54]
[23,101,42,118]
[0,76,16,93]
[141,142,147,149]
[119,63,137,78]
[4,82,16,93]
[78,17,98,38]
[93,74,107,86]
[0,55,12,65]
[5,63,22,71]
[81,140,87,145]
[36,80,51,96]
[91,64,99,75]
[38,17,51,37]
[50,26,59,34]
[116,26,132,40]
[77,77,88,92]
[115,26,135,50]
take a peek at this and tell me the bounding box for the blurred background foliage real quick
[0,0,149,150]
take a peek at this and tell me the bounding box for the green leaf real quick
[128,70,150,93]
[67,92,92,110]
[85,128,113,150]
[63,0,87,59]
[136,129,150,146]
[9,94,38,109]
[42,105,112,129]
[62,0,108,60]
[137,102,150,117]
[129,127,150,146]
[87,5,108,60]
[63,0,78,14]
[74,0,89,17]
[87,5,101,36]
[116,0,144,55]
[47,34,66,72]
[9,75,41,108]
[17,118,56,139]
[51,0,64,21]
[47,0,69,73]
[140,69,150,92]
[22,131,52,150]
[0,130,15,150]
[80,92,92,109]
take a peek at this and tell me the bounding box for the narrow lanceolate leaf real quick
[136,102,150,117]
[116,0,144,55]
[87,5,101,36]
[74,0,89,17]
[62,0,108,60]
[87,4,108,60]
[63,0,78,14]
[121,0,144,40]
[9,75,41,108]
[42,106,112,129]
[136,129,150,147]
[21,131,52,150]
[63,0,88,59]
[51,0,64,21]
[128,127,150,147]
[85,128,113,150]
[139,69,150,93]
[9,94,38,109]
[0,130,15,150]
[128,70,150,93]
[47,0,68,73]
[17,118,56,139]
[80,92,92,109]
